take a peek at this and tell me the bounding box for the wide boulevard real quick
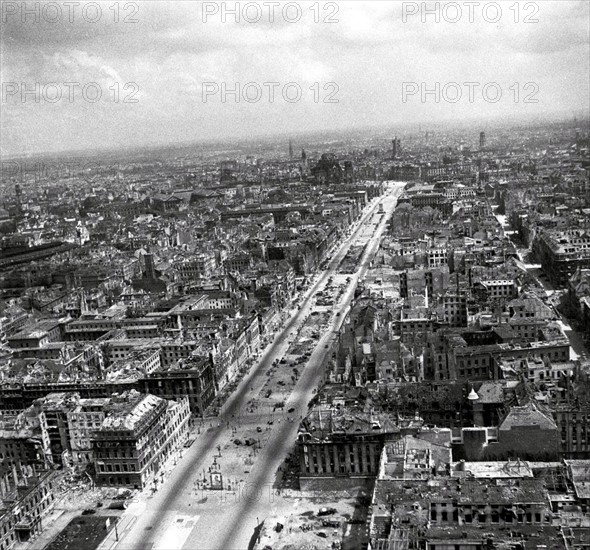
[103,182,406,550]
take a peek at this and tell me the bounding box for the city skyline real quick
[1,3,590,550]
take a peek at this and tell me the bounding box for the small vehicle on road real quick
[108,500,128,510]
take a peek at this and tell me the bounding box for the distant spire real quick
[289,139,294,160]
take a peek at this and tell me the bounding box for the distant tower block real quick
[14,184,23,215]
[299,148,309,179]
[479,131,486,150]
[392,137,401,159]
[289,139,294,160]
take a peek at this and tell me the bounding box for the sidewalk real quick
[96,515,137,550]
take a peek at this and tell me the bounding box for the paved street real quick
[99,182,406,550]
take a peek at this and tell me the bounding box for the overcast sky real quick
[1,0,589,157]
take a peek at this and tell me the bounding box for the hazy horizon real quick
[2,109,588,163]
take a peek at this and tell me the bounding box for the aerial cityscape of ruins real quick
[1,1,590,550]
